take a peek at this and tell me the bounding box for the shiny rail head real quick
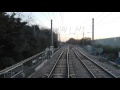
[77,49,117,78]
[73,51,96,78]
[47,49,67,78]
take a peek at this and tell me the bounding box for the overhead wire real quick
[95,12,113,25]
[84,13,98,28]
[52,12,60,28]
[42,12,51,21]
[82,12,98,27]
[94,12,105,21]
[81,12,92,26]
[84,13,111,33]
[95,14,120,28]
[32,13,47,28]
[60,12,64,29]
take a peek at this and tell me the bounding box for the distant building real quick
[94,37,120,47]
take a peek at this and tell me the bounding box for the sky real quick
[19,12,120,42]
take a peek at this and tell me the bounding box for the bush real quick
[0,12,59,70]
[95,44,120,61]
[0,57,15,70]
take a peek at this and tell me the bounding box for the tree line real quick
[0,12,58,70]
[66,37,91,46]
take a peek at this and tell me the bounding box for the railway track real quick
[73,47,117,78]
[30,45,117,78]
[69,47,93,78]
[47,46,75,78]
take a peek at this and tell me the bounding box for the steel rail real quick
[47,49,67,78]
[73,50,96,78]
[76,47,117,78]
[67,46,70,78]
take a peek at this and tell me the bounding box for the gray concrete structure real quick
[94,37,120,47]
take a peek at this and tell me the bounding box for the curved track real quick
[47,46,74,78]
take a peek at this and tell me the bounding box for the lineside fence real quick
[0,47,60,78]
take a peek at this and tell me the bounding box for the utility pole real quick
[59,33,60,46]
[34,25,36,38]
[92,18,94,52]
[83,27,84,48]
[59,33,60,42]
[51,19,53,46]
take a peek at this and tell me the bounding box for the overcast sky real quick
[20,12,120,42]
